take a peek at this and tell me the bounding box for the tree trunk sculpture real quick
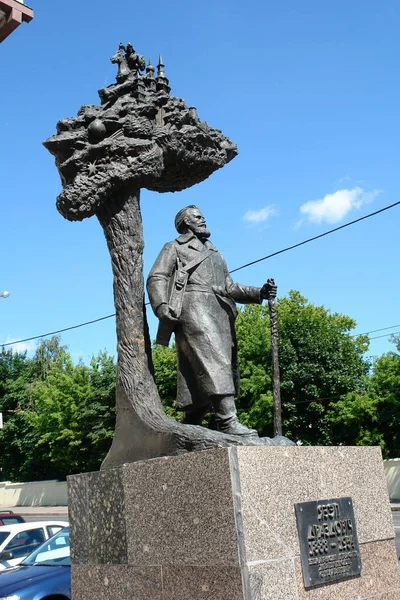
[43,45,293,469]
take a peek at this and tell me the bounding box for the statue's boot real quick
[213,395,258,436]
[182,403,210,425]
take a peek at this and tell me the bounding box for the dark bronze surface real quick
[295,496,362,588]
[264,277,282,436]
[44,43,293,468]
[147,206,283,438]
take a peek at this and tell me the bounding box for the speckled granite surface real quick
[122,448,238,566]
[68,446,399,599]
[162,566,244,600]
[72,565,162,599]
[88,468,127,564]
[235,446,394,562]
[69,467,127,565]
[68,471,90,564]
[295,539,400,600]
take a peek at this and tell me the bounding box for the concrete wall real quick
[0,459,397,507]
[384,459,400,501]
[0,479,68,507]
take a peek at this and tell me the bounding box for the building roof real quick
[0,0,34,43]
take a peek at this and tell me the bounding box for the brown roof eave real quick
[0,0,33,42]
[0,0,34,23]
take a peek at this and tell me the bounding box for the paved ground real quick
[0,506,68,522]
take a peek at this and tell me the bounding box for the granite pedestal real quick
[68,446,400,599]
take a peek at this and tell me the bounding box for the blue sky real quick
[1,0,399,364]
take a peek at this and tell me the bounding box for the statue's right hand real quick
[156,304,179,324]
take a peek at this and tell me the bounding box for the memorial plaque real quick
[295,496,362,588]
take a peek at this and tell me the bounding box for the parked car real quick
[0,527,70,599]
[0,520,68,570]
[0,511,25,526]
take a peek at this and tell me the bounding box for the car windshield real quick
[0,517,23,524]
[22,527,70,567]
[0,532,9,545]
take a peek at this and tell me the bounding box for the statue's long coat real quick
[147,232,261,409]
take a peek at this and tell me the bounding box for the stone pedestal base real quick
[68,446,400,599]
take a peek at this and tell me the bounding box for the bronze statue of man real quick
[147,205,276,436]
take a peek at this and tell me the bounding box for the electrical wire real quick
[352,324,400,337]
[369,330,400,341]
[286,395,343,405]
[3,318,399,348]
[2,199,400,348]
[229,199,400,273]
[1,314,115,347]
[285,382,400,405]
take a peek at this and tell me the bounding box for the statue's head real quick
[175,205,198,233]
[175,206,210,238]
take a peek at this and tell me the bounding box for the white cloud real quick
[298,187,380,225]
[3,336,36,354]
[243,205,278,224]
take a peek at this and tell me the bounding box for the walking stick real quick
[265,278,282,437]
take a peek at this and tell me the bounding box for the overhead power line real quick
[1,314,115,348]
[369,330,400,341]
[3,319,398,349]
[2,199,399,348]
[230,199,400,273]
[352,324,400,338]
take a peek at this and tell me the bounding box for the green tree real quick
[327,390,383,449]
[152,344,178,419]
[0,348,38,480]
[28,349,92,478]
[235,304,273,434]
[370,336,400,456]
[276,291,370,444]
[78,351,116,472]
[0,339,118,480]
[233,293,370,443]
[0,290,375,482]
[28,347,118,478]
[151,291,370,445]
[33,335,68,380]
[328,336,400,457]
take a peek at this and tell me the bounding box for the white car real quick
[0,520,68,570]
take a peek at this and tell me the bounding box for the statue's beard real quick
[193,226,211,239]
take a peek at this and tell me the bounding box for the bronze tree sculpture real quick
[44,44,292,470]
